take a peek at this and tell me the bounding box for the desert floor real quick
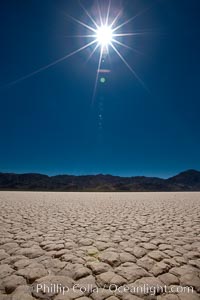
[0,192,199,300]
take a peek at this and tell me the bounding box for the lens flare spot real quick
[100,77,106,83]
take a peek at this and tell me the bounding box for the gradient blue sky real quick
[0,0,200,178]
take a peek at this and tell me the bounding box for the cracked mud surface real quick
[0,192,199,300]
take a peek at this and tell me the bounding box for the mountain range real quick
[0,169,200,191]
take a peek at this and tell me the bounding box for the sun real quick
[5,0,147,95]
[95,25,113,48]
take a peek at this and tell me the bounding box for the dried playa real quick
[0,192,200,300]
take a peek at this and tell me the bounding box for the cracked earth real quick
[0,192,199,300]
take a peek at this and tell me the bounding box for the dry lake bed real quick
[0,192,199,300]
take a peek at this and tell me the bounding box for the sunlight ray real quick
[64,34,96,38]
[113,5,153,32]
[79,0,99,28]
[112,38,133,51]
[67,14,97,33]
[86,43,100,63]
[110,42,147,90]
[4,40,97,88]
[112,39,142,55]
[112,15,138,32]
[110,10,122,28]
[114,30,154,37]
[96,0,103,27]
[106,0,112,26]
[112,33,141,37]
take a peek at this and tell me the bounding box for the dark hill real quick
[0,170,200,191]
[167,169,200,191]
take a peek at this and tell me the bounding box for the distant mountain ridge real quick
[0,169,200,191]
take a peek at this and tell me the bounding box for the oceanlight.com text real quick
[34,283,194,297]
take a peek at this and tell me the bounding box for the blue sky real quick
[0,0,200,178]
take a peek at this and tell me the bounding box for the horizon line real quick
[0,168,199,180]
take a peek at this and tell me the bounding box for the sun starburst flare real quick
[3,0,149,95]
[65,0,149,99]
